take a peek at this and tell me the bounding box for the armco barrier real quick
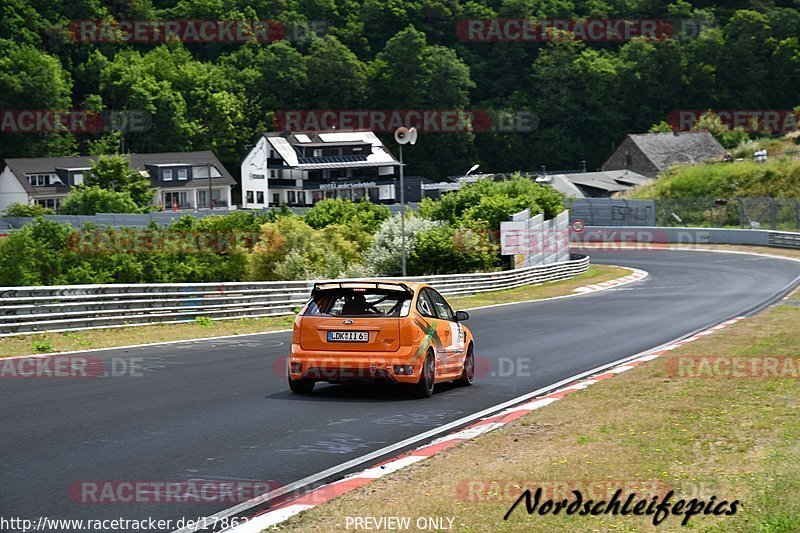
[0,254,590,337]
[573,226,780,247]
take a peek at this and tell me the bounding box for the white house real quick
[0,151,237,212]
[240,130,400,208]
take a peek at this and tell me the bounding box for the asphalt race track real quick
[3,249,800,531]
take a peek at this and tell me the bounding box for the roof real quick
[627,131,725,171]
[3,151,236,194]
[541,170,653,198]
[261,130,399,170]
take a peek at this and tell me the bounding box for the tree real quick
[0,40,76,161]
[84,154,155,208]
[691,111,750,149]
[303,35,368,108]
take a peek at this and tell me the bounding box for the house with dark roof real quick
[240,131,400,207]
[0,151,236,212]
[601,131,725,178]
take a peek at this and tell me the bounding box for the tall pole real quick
[399,144,406,277]
[207,161,213,210]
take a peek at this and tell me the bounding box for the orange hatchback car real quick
[288,281,475,397]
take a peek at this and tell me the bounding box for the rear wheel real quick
[288,376,315,394]
[412,351,436,398]
[456,344,474,386]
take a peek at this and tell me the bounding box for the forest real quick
[2,0,799,180]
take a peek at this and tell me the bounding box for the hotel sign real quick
[319,181,377,190]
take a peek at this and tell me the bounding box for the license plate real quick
[327,331,369,342]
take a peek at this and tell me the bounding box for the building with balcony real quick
[240,130,401,207]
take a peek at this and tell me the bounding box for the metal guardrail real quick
[0,254,590,336]
[576,225,800,249]
[768,231,800,249]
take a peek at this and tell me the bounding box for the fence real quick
[571,197,800,230]
[568,198,656,226]
[0,254,590,337]
[0,204,420,231]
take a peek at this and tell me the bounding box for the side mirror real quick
[455,310,469,322]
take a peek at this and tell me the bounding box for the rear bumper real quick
[288,344,422,384]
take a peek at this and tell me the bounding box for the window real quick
[28,174,52,187]
[306,288,412,318]
[416,290,435,318]
[272,193,279,206]
[246,191,255,204]
[297,191,306,205]
[625,152,633,168]
[252,174,265,180]
[313,149,322,157]
[177,169,188,180]
[198,190,223,208]
[72,173,83,186]
[35,198,61,209]
[427,289,455,321]
[288,190,296,204]
[163,191,187,208]
[270,170,277,178]
[256,191,264,204]
[163,169,173,181]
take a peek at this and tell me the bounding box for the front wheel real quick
[288,376,315,394]
[456,345,474,386]
[412,351,436,398]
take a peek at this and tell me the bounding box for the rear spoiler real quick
[311,281,413,294]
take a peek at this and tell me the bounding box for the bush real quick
[303,198,391,233]
[248,215,373,280]
[59,186,142,215]
[364,214,441,276]
[418,174,565,228]
[3,203,55,217]
[408,225,499,275]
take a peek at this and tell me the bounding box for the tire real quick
[456,344,474,386]
[412,351,436,398]
[288,376,315,394]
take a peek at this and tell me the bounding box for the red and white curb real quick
[573,267,648,294]
[227,314,746,533]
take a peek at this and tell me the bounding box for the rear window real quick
[305,289,412,317]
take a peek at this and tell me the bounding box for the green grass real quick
[277,298,800,532]
[628,157,800,200]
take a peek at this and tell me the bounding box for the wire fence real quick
[655,197,800,230]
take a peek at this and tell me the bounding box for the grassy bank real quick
[0,264,627,358]
[276,256,800,532]
[628,157,800,200]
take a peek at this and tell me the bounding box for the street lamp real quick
[465,164,480,177]
[394,127,418,277]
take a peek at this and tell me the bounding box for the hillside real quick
[2,2,800,179]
